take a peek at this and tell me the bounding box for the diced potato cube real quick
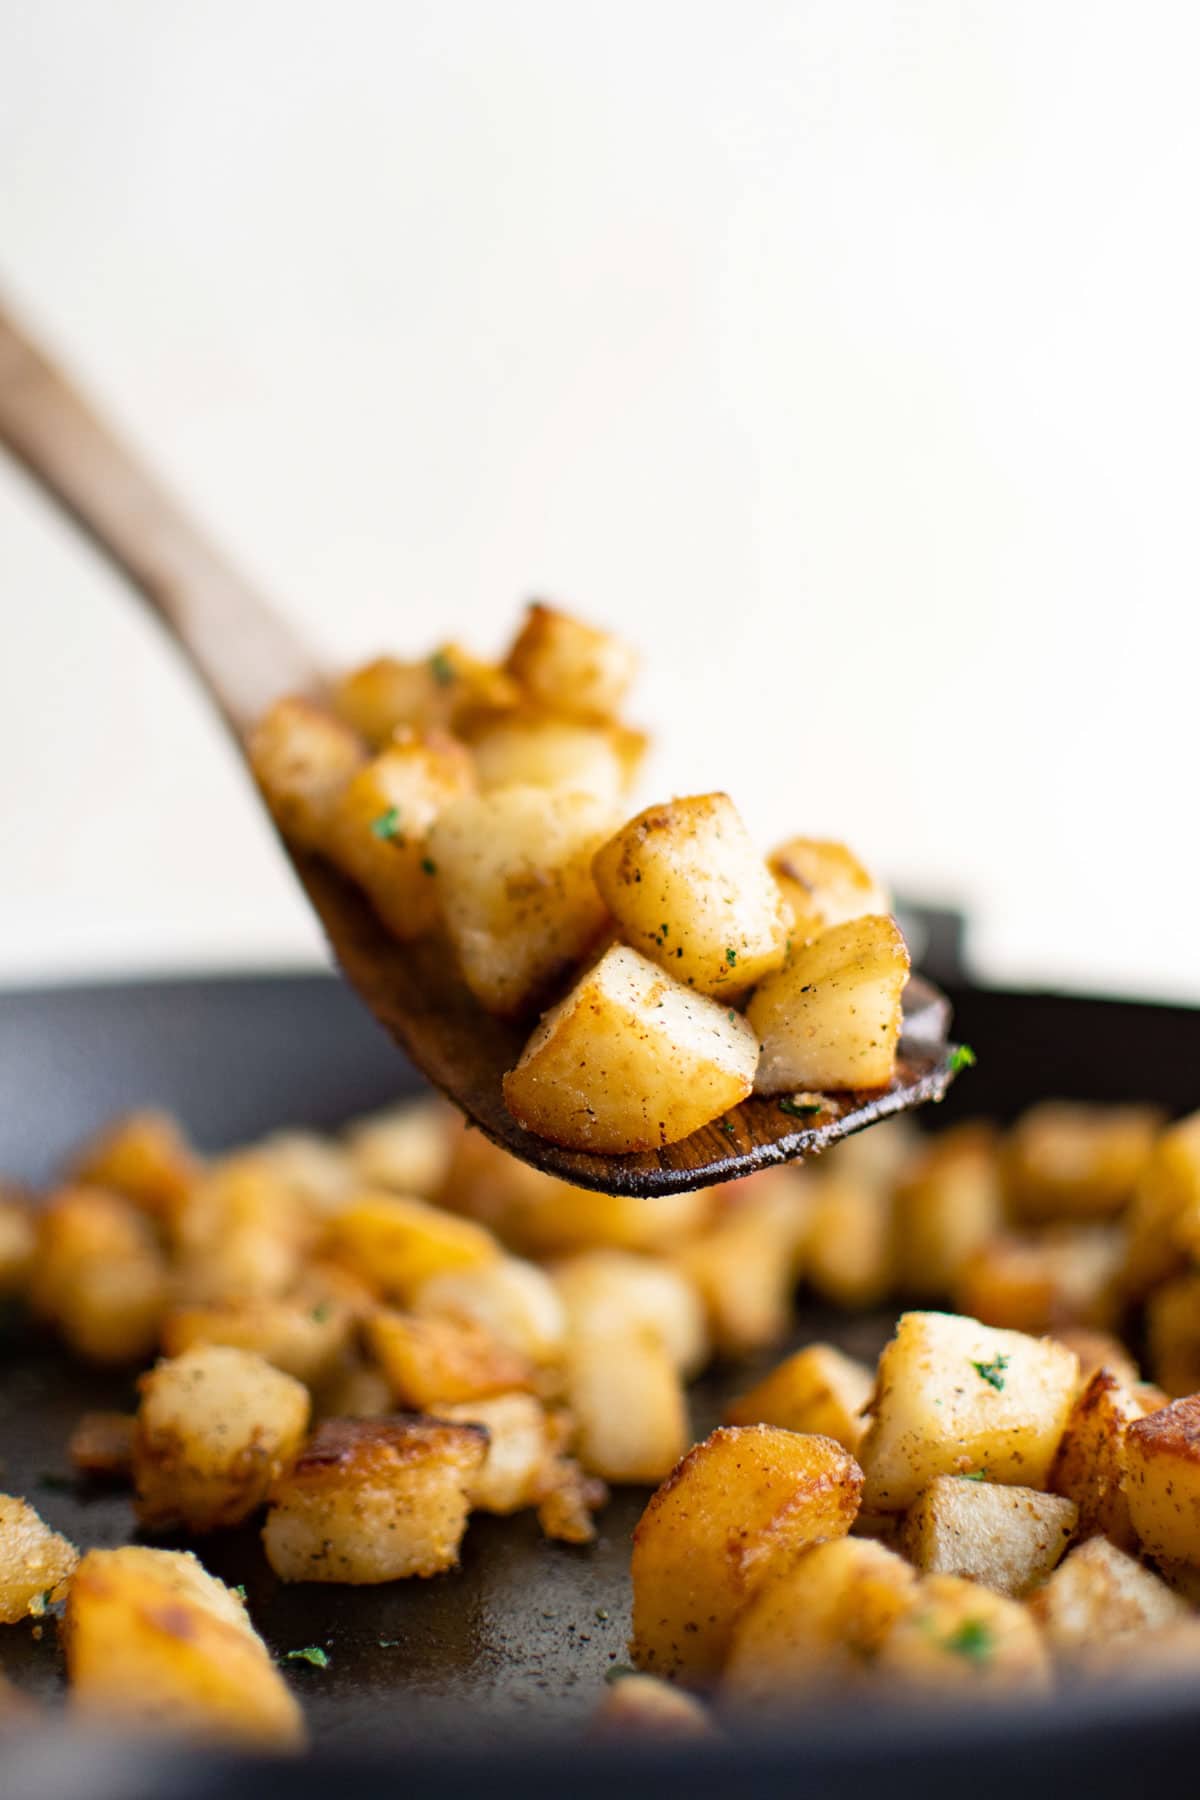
[726,1344,874,1453]
[821,1115,918,1190]
[1004,1102,1162,1224]
[1054,1328,1140,1391]
[804,1175,894,1309]
[327,730,474,940]
[172,1155,313,1303]
[766,838,891,941]
[592,794,789,997]
[671,1180,800,1355]
[953,1227,1122,1336]
[554,1251,707,1377]
[1028,1536,1187,1650]
[31,1187,169,1364]
[470,713,644,803]
[503,602,637,723]
[262,1415,486,1582]
[875,1573,1051,1695]
[433,1392,556,1513]
[64,1546,303,1746]
[1121,1111,1200,1297]
[415,1257,567,1367]
[723,1537,916,1705]
[1124,1396,1200,1564]
[0,1495,78,1622]
[535,1458,607,1545]
[0,1192,35,1296]
[1147,1273,1200,1398]
[1047,1368,1153,1551]
[747,916,910,1095]
[504,944,758,1153]
[332,646,518,746]
[1075,1618,1200,1684]
[892,1124,1002,1298]
[160,1289,354,1388]
[247,695,364,849]
[429,786,613,1015]
[68,1412,136,1481]
[252,1131,355,1216]
[367,1309,535,1408]
[344,1097,456,1197]
[899,1477,1076,1597]
[134,1345,311,1532]
[590,1672,716,1741]
[858,1312,1079,1511]
[325,1191,498,1304]
[564,1328,689,1483]
[630,1426,862,1683]
[314,1357,393,1421]
[69,1109,200,1222]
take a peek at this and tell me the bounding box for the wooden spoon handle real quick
[0,297,321,733]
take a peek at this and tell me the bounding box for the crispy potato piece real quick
[590,1673,717,1741]
[69,1411,136,1481]
[1028,1536,1187,1651]
[858,1312,1079,1511]
[246,695,364,849]
[1054,1328,1140,1391]
[315,1356,394,1421]
[429,785,613,1015]
[471,713,644,803]
[134,1345,310,1532]
[327,730,475,940]
[726,1344,874,1454]
[821,1115,918,1190]
[0,1191,35,1296]
[325,1191,498,1304]
[766,838,891,941]
[252,1132,355,1217]
[262,1414,486,1582]
[723,1537,917,1705]
[69,1109,200,1222]
[1146,1273,1200,1398]
[332,646,518,746]
[747,916,910,1095]
[172,1155,313,1303]
[31,1186,169,1364]
[876,1573,1051,1695]
[564,1328,690,1484]
[1047,1369,1154,1551]
[672,1183,800,1356]
[503,602,637,723]
[1121,1111,1200,1297]
[1004,1102,1162,1224]
[892,1124,1002,1298]
[161,1289,355,1388]
[804,1175,894,1309]
[899,1477,1077,1597]
[630,1426,862,1683]
[1124,1396,1200,1564]
[953,1227,1123,1336]
[64,1546,303,1746]
[344,1097,456,1197]
[1077,1617,1200,1684]
[592,793,789,998]
[535,1458,607,1545]
[415,1257,567,1368]
[0,1495,78,1622]
[504,944,758,1154]
[554,1251,707,1377]
[367,1309,535,1408]
[433,1392,558,1513]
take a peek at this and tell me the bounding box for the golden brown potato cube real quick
[1124,1396,1200,1564]
[504,944,758,1153]
[672,1181,800,1356]
[630,1426,862,1683]
[821,1115,919,1190]
[332,646,519,746]
[747,915,910,1095]
[1054,1328,1141,1391]
[554,1250,707,1377]
[858,1312,1079,1511]
[325,1191,498,1304]
[433,1392,556,1513]
[69,1109,200,1222]
[429,785,613,1015]
[161,1290,354,1389]
[723,1536,916,1705]
[536,1457,607,1545]
[31,1186,169,1364]
[876,1573,1051,1695]
[767,837,891,941]
[327,730,475,940]
[69,1411,136,1481]
[64,1546,303,1746]
[726,1344,874,1453]
[1121,1110,1200,1297]
[590,1673,717,1741]
[0,1495,78,1622]
[172,1155,313,1303]
[246,695,364,849]
[470,712,644,803]
[804,1175,894,1309]
[1147,1272,1200,1398]
[367,1309,535,1408]
[892,1124,1002,1298]
[953,1227,1123,1337]
[1004,1101,1162,1224]
[251,1131,355,1216]
[1028,1536,1187,1650]
[899,1476,1076,1597]
[415,1257,567,1367]
[263,1414,486,1582]
[592,793,788,998]
[1047,1368,1153,1551]
[503,601,637,723]
[344,1097,456,1197]
[134,1345,310,1532]
[0,1191,35,1296]
[564,1328,689,1484]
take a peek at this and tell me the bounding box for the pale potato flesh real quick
[246,695,364,849]
[1028,1536,1188,1650]
[414,1257,567,1366]
[767,837,891,940]
[564,1327,690,1484]
[503,602,637,723]
[875,1572,1051,1695]
[898,1476,1077,1597]
[1124,1395,1200,1564]
[554,1250,708,1377]
[470,714,643,803]
[332,647,519,746]
[748,914,910,1095]
[0,1495,78,1623]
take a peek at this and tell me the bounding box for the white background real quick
[2,2,1198,1000]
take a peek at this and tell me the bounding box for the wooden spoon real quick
[0,299,964,1195]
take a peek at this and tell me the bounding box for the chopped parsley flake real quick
[378,1639,401,1648]
[233,1584,248,1600]
[720,1120,736,1136]
[948,1044,978,1075]
[421,857,437,876]
[971,1354,1010,1392]
[945,1618,994,1663]
[727,1010,736,1022]
[959,1470,988,1482]
[725,947,738,967]
[284,1646,330,1669]
[429,650,455,687]
[778,1096,823,1119]
[310,1302,332,1324]
[371,806,401,841]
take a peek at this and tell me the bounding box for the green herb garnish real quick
[971,1354,1010,1392]
[779,1097,823,1119]
[720,1121,736,1136]
[421,857,437,876]
[945,1617,994,1663]
[284,1646,330,1669]
[948,1044,977,1074]
[370,807,401,841]
[725,947,737,967]
[310,1302,332,1324]
[959,1470,987,1482]
[429,650,455,687]
[378,1639,401,1648]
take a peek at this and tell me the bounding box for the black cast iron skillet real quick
[1,958,1199,1798]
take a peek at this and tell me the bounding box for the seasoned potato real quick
[415,1257,567,1368]
[246,695,363,849]
[325,1191,498,1304]
[1028,1536,1187,1650]
[821,1115,919,1190]
[315,1356,394,1422]
[954,1227,1123,1336]
[69,1109,200,1222]
[767,837,891,941]
[504,944,758,1153]
[332,646,518,746]
[471,713,644,803]
[0,1191,35,1296]
[262,1415,486,1582]
[1047,1368,1154,1550]
[1004,1102,1162,1224]
[172,1155,313,1303]
[804,1175,894,1309]
[589,1672,716,1741]
[1054,1328,1141,1391]
[858,1312,1079,1511]
[433,1392,557,1513]
[429,785,613,1015]
[134,1345,310,1532]
[1076,1618,1200,1684]
[723,1537,917,1705]
[1124,1396,1200,1564]
[876,1573,1051,1695]
[726,1344,874,1453]
[672,1182,801,1355]
[367,1309,535,1408]
[899,1477,1077,1597]
[564,1327,690,1484]
[536,1457,608,1545]
[0,1495,78,1623]
[892,1124,1002,1298]
[64,1546,303,1746]
[253,1132,355,1216]
[630,1426,862,1683]
[554,1251,707,1377]
[69,1411,136,1481]
[1146,1273,1200,1398]
[161,1289,355,1388]
[343,1097,456,1197]
[747,915,910,1095]
[1121,1110,1200,1297]
[504,601,637,723]
[592,793,789,998]
[327,729,475,940]
[31,1187,169,1364]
